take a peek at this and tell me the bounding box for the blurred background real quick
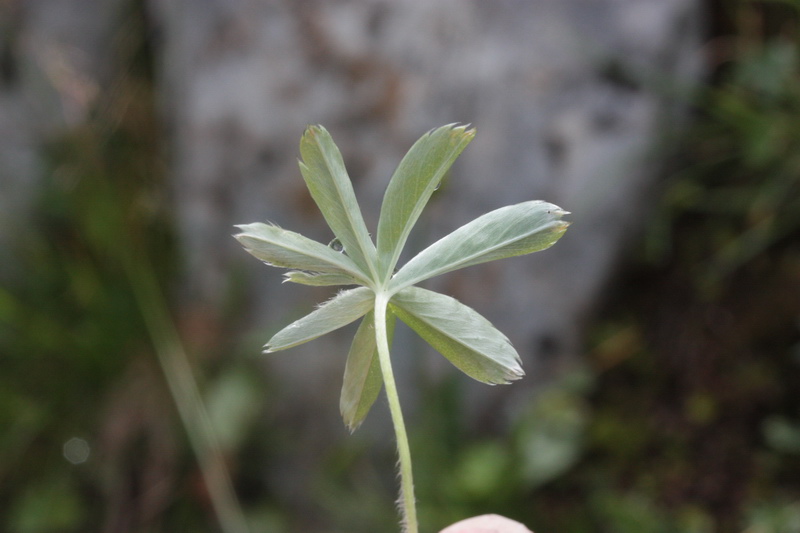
[1,0,799,532]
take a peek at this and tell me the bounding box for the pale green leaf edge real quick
[390,201,570,291]
[389,286,524,385]
[299,126,379,280]
[266,286,375,352]
[376,124,475,280]
[283,271,361,286]
[235,222,368,285]
[339,309,396,432]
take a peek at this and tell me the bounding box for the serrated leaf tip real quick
[345,420,363,433]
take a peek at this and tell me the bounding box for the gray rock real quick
[150,0,702,402]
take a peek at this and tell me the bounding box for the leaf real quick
[235,222,368,284]
[266,287,375,352]
[283,271,361,287]
[339,309,396,432]
[389,287,523,384]
[390,201,569,291]
[299,126,378,278]
[376,124,475,278]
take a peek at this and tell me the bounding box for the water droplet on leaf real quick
[328,238,345,253]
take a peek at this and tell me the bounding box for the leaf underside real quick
[389,286,524,385]
[266,286,374,352]
[376,124,475,279]
[283,271,361,287]
[237,125,573,432]
[235,222,367,284]
[390,200,570,291]
[299,126,377,278]
[340,309,396,432]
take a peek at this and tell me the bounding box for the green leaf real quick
[390,201,569,291]
[299,126,378,278]
[376,124,475,279]
[235,222,368,284]
[266,287,375,352]
[339,309,396,432]
[283,271,361,287]
[389,287,523,384]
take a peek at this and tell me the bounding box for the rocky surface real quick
[149,0,702,406]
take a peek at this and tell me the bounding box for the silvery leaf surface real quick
[235,222,368,284]
[376,124,474,278]
[283,271,361,287]
[390,201,569,291]
[266,287,375,352]
[389,287,523,385]
[299,126,378,278]
[339,310,395,432]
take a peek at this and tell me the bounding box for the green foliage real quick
[236,124,570,531]
[0,110,172,533]
[647,1,800,291]
[236,124,569,427]
[376,126,475,279]
[9,475,86,533]
[236,222,369,285]
[389,287,523,385]
[339,310,393,428]
[388,201,570,291]
[744,501,800,533]
[0,4,252,531]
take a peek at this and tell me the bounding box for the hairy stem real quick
[374,292,418,533]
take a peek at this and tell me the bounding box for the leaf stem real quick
[374,291,418,533]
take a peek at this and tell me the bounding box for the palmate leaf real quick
[235,222,368,285]
[266,287,374,352]
[238,124,572,533]
[239,125,571,439]
[390,201,569,291]
[376,124,475,279]
[340,309,396,432]
[299,126,379,278]
[389,287,524,385]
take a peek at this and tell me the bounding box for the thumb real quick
[438,514,533,533]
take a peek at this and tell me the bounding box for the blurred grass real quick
[0,2,250,531]
[647,0,800,291]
